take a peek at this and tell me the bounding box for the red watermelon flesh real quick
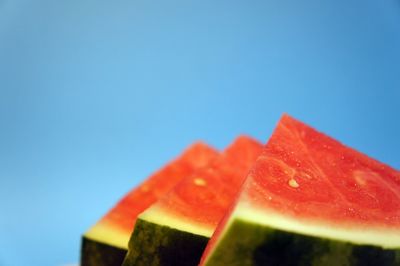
[81,142,218,266]
[122,136,263,266]
[147,136,263,232]
[201,114,400,266]
[95,142,219,233]
[248,115,400,228]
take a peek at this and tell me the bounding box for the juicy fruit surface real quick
[200,114,400,266]
[93,142,218,233]
[247,114,400,227]
[148,136,263,230]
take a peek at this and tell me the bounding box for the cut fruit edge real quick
[138,204,215,238]
[85,222,130,249]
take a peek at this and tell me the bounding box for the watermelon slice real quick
[200,114,400,266]
[81,142,218,266]
[122,136,263,266]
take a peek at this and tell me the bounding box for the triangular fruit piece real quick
[200,114,400,266]
[122,136,263,266]
[81,142,219,266]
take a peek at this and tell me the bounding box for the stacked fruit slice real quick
[81,142,218,266]
[81,114,400,266]
[200,115,400,265]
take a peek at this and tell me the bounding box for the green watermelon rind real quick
[81,236,127,266]
[204,218,400,266]
[122,218,209,266]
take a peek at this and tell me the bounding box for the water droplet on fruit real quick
[194,178,206,186]
[288,178,299,188]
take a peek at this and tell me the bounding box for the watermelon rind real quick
[122,218,209,266]
[81,223,129,266]
[81,236,127,266]
[204,218,400,266]
[203,199,400,266]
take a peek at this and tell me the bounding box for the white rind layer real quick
[234,200,400,249]
[139,205,214,237]
[84,223,129,249]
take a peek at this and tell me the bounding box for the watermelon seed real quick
[288,178,299,188]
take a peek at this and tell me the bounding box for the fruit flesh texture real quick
[82,142,218,260]
[201,114,400,265]
[247,114,400,227]
[139,136,263,233]
[123,136,263,266]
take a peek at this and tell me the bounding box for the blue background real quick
[1,0,399,265]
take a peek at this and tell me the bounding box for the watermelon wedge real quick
[200,114,400,266]
[122,136,263,266]
[81,142,218,266]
